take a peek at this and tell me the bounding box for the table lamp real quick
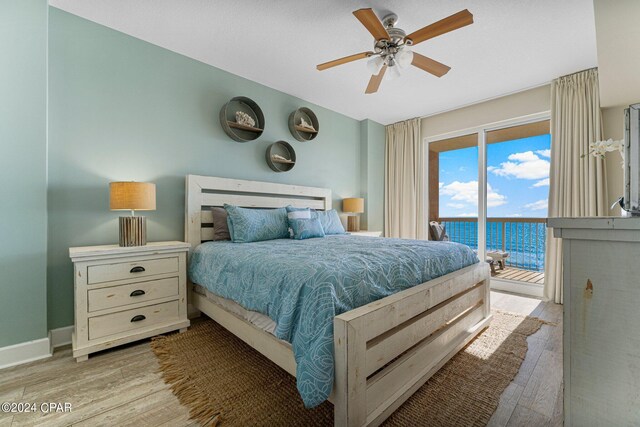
[110,182,156,246]
[343,197,364,232]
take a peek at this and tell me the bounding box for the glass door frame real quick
[424,111,550,297]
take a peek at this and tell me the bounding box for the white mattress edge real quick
[192,284,278,335]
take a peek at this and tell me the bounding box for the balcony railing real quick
[438,217,547,272]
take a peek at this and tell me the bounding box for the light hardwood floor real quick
[489,291,563,427]
[0,291,562,427]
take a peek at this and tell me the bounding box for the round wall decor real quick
[266,141,296,172]
[288,107,319,142]
[219,96,265,142]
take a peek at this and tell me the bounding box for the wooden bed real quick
[184,174,491,427]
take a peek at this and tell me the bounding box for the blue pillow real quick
[313,209,346,235]
[224,204,289,243]
[289,217,325,240]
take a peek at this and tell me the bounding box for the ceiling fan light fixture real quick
[366,56,385,75]
[396,49,414,68]
[317,8,473,94]
[386,62,402,81]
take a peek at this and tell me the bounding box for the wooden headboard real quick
[185,175,332,250]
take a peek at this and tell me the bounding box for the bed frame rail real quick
[333,262,491,426]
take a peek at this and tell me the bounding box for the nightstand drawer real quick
[87,277,180,312]
[87,256,179,284]
[88,300,179,340]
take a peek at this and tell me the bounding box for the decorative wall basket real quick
[266,141,296,172]
[288,107,319,142]
[220,96,265,142]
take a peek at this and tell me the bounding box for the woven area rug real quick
[151,310,543,426]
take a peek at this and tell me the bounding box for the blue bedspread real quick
[189,235,478,407]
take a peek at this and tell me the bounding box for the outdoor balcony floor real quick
[493,266,545,284]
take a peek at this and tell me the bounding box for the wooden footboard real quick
[333,262,491,427]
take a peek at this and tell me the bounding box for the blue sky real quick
[438,134,551,218]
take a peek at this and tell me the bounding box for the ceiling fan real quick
[317,8,473,94]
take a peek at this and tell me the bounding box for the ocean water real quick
[441,220,546,272]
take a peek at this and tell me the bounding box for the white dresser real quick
[69,241,190,362]
[548,217,640,426]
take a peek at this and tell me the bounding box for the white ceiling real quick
[50,0,598,125]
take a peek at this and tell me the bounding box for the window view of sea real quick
[437,134,551,275]
[441,219,546,272]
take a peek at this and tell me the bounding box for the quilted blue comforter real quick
[189,235,478,407]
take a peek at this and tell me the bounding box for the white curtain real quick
[384,118,427,239]
[544,68,607,303]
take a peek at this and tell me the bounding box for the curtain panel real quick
[544,68,607,303]
[384,118,427,239]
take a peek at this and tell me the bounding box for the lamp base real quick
[119,216,147,247]
[347,215,360,232]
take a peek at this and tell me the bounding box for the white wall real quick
[422,85,551,138]
[594,0,640,215]
[601,106,625,215]
[594,0,640,108]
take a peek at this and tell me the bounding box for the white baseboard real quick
[0,338,51,370]
[491,278,544,298]
[0,326,73,370]
[49,325,73,350]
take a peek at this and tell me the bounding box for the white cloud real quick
[525,199,548,211]
[509,151,539,162]
[506,213,523,217]
[536,149,551,158]
[440,180,507,207]
[447,203,466,209]
[489,151,550,180]
[456,212,478,217]
[532,178,550,187]
[439,182,443,189]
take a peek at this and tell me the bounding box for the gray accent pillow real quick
[211,207,231,241]
[429,221,450,241]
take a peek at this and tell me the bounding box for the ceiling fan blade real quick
[405,9,473,45]
[317,51,373,71]
[353,8,389,41]
[411,53,451,77]
[365,65,387,94]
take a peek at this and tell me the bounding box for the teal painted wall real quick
[48,9,384,329]
[0,0,48,346]
[360,120,386,232]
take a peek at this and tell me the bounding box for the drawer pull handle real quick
[130,266,146,273]
[130,315,146,323]
[130,290,146,297]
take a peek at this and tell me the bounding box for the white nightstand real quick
[349,230,383,237]
[69,241,190,362]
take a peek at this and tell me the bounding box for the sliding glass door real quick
[484,121,550,293]
[428,133,479,250]
[428,116,550,296]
